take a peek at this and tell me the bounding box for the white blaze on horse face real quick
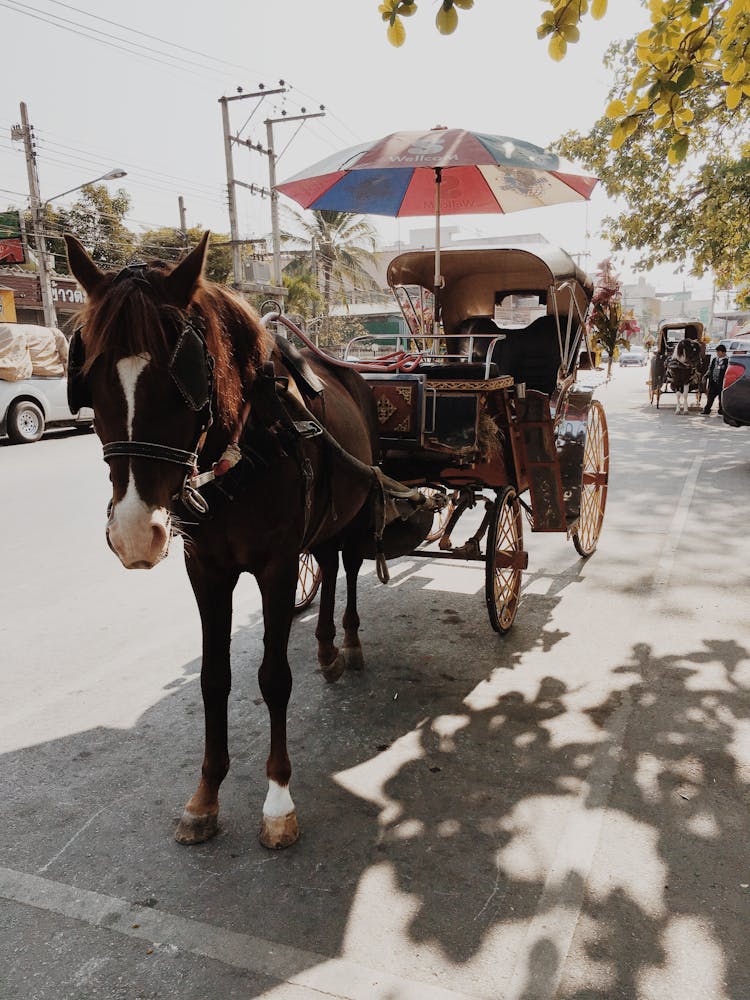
[107,354,171,569]
[263,779,295,818]
[118,354,149,436]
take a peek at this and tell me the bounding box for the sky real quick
[0,0,715,297]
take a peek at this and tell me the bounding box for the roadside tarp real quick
[0,323,68,380]
[0,324,32,381]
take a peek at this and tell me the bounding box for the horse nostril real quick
[151,523,168,555]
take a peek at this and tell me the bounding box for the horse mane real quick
[76,260,273,429]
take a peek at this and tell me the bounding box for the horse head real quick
[65,233,213,569]
[673,338,701,367]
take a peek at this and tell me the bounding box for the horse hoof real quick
[259,810,299,850]
[342,646,364,672]
[320,652,346,683]
[175,809,219,845]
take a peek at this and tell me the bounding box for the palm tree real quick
[282,269,322,320]
[282,209,384,341]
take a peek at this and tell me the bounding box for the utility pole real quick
[218,87,325,306]
[177,195,188,248]
[15,102,56,327]
[219,87,285,292]
[264,109,326,305]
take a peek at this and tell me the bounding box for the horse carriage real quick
[62,127,608,849]
[281,242,609,634]
[648,317,708,412]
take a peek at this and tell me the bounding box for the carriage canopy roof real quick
[386,244,593,333]
[657,317,705,351]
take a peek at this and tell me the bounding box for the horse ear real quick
[64,235,105,294]
[165,231,210,307]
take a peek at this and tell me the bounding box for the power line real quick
[35,139,226,206]
[37,135,223,196]
[0,0,230,81]
[42,0,259,74]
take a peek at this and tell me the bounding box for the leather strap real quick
[102,441,198,468]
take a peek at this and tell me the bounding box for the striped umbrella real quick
[276,127,598,330]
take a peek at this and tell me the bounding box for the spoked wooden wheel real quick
[572,400,609,557]
[485,486,526,634]
[420,487,454,543]
[294,552,322,613]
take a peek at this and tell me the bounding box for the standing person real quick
[703,344,729,414]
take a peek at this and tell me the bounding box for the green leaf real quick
[669,135,689,164]
[675,66,696,91]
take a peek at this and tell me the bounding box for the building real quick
[657,290,713,329]
[621,276,659,341]
[0,268,85,329]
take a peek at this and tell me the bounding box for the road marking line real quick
[505,448,705,998]
[504,697,631,1000]
[649,448,706,601]
[0,865,474,1000]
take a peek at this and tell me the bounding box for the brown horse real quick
[65,232,383,849]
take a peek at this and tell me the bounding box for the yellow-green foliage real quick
[378,0,749,156]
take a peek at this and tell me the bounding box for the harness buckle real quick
[293,420,323,439]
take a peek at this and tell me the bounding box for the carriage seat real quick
[503,315,562,396]
[445,314,562,395]
[417,361,501,380]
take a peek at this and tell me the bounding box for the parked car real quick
[619,347,647,367]
[0,376,93,443]
[718,337,750,356]
[721,354,750,427]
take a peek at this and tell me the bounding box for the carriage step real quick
[516,391,566,531]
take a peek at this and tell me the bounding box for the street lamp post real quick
[36,167,127,327]
[13,103,127,327]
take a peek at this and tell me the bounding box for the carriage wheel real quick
[572,400,609,557]
[294,552,322,613]
[420,487,455,543]
[485,486,525,634]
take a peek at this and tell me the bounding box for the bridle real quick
[67,265,215,516]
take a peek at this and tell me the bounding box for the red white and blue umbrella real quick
[276,127,597,218]
[276,128,597,330]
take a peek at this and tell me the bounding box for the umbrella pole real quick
[433,167,442,344]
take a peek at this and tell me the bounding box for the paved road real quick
[1,367,749,1000]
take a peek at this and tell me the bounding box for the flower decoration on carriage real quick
[619,310,640,344]
[588,258,634,375]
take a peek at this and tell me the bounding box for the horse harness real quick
[67,275,341,544]
[68,267,431,570]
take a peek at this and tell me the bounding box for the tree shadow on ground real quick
[2,555,749,998]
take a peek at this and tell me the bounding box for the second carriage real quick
[289,243,609,633]
[648,317,708,409]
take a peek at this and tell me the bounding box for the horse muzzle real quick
[106,499,172,569]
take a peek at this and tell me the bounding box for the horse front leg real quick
[257,555,300,849]
[176,561,239,845]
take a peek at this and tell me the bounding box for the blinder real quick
[67,315,213,419]
[69,309,216,517]
[169,320,214,412]
[67,328,91,414]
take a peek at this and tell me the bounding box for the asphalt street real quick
[1,365,749,1000]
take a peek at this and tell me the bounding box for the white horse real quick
[668,339,701,414]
